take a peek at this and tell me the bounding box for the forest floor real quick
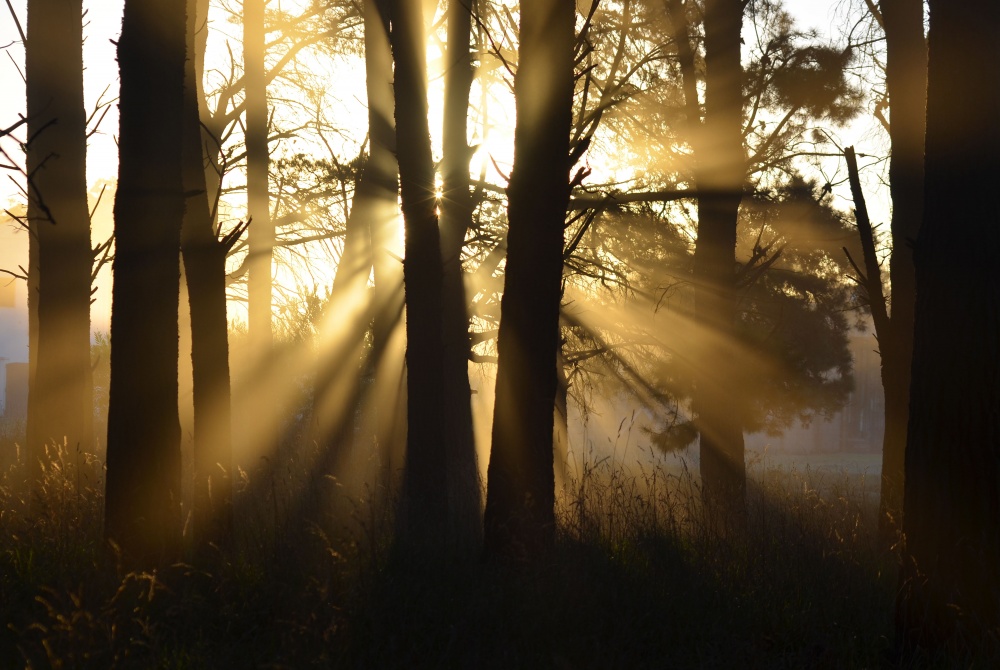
[0,420,977,668]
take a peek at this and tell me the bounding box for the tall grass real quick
[0,426,967,668]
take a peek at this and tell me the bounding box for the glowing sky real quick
[0,0,880,363]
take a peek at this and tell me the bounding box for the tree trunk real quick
[314,0,392,449]
[195,0,222,230]
[482,0,574,561]
[895,0,1000,658]
[182,0,234,551]
[245,0,273,350]
[363,0,405,496]
[440,0,481,557]
[24,0,94,479]
[389,0,449,550]
[876,0,925,540]
[692,0,747,524]
[302,0,398,511]
[105,0,186,565]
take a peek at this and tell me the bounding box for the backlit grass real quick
[0,427,959,668]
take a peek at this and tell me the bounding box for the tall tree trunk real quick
[183,0,234,551]
[389,0,449,549]
[303,0,397,510]
[363,0,405,496]
[24,0,93,478]
[105,0,186,565]
[195,0,222,231]
[245,0,273,350]
[312,0,392,452]
[482,0,574,561]
[896,0,1000,658]
[876,0,926,540]
[440,0,481,557]
[692,0,746,524]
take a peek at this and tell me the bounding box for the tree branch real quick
[844,145,890,340]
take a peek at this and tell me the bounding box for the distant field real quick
[563,444,884,506]
[751,449,882,475]
[746,450,883,504]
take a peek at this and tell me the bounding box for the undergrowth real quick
[0,431,967,668]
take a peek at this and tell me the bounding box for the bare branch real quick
[844,145,890,339]
[0,116,28,139]
[91,233,115,282]
[0,267,27,281]
[4,0,25,44]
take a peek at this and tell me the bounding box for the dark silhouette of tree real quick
[105,0,186,564]
[440,0,482,557]
[24,0,93,477]
[389,0,448,549]
[866,0,927,541]
[186,1,359,502]
[304,0,400,511]
[192,0,356,285]
[656,0,862,524]
[688,0,748,520]
[201,1,359,340]
[483,0,575,561]
[245,0,274,350]
[360,0,407,497]
[569,176,857,460]
[359,0,403,490]
[182,0,241,550]
[896,0,1000,658]
[349,46,392,286]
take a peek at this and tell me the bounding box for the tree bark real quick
[182,0,234,551]
[24,0,94,479]
[363,0,406,496]
[304,0,397,508]
[440,0,481,557]
[895,0,1000,658]
[245,0,273,350]
[105,0,186,565]
[692,0,747,523]
[389,0,449,550]
[876,0,925,540]
[482,0,574,561]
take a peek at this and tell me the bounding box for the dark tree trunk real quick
[440,0,481,557]
[105,0,186,565]
[667,0,700,132]
[482,0,574,561]
[337,0,405,503]
[389,0,449,549]
[245,0,273,350]
[876,0,925,539]
[895,0,1000,658]
[316,0,392,442]
[362,0,405,494]
[844,145,889,357]
[330,0,395,312]
[303,0,397,508]
[195,0,221,229]
[692,0,746,523]
[24,0,94,477]
[182,0,233,550]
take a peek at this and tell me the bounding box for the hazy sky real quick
[1,0,854,195]
[1,1,125,187]
[0,0,877,363]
